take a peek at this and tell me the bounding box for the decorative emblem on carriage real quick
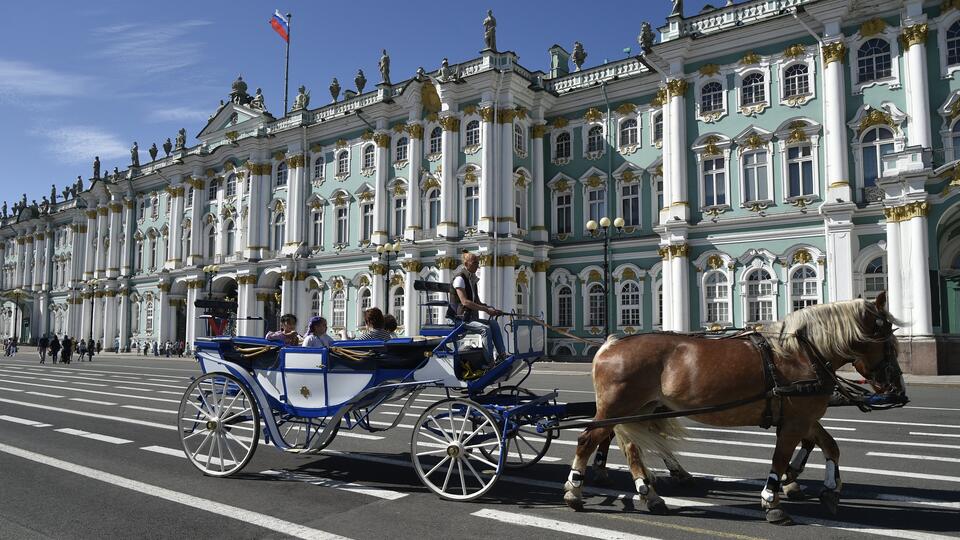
[300,386,311,398]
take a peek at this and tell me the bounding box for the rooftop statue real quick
[670,0,683,17]
[572,41,587,71]
[93,156,100,179]
[50,184,57,204]
[1,201,7,218]
[438,57,452,81]
[163,138,172,156]
[130,142,140,168]
[379,49,391,85]
[250,87,266,112]
[329,78,340,102]
[483,9,497,51]
[639,22,654,53]
[149,143,158,162]
[175,128,186,151]
[292,85,310,111]
[230,74,251,105]
[355,69,366,94]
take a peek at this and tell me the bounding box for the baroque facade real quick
[2,0,959,373]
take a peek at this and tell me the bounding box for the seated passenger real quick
[355,308,393,341]
[302,316,335,348]
[383,314,398,338]
[265,313,301,346]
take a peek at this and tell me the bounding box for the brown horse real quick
[563,293,905,525]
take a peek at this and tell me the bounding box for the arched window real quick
[704,271,730,323]
[516,283,526,315]
[949,21,960,66]
[700,82,723,113]
[272,212,285,251]
[587,125,604,153]
[429,127,443,154]
[275,162,288,187]
[150,237,159,270]
[206,226,216,259]
[145,299,155,335]
[393,195,406,235]
[182,229,191,260]
[393,287,405,327]
[557,286,572,328]
[426,188,440,229]
[359,288,372,314]
[225,174,237,197]
[207,179,218,201]
[619,119,638,147]
[783,64,809,98]
[621,182,640,226]
[745,269,775,325]
[395,137,408,162]
[335,203,348,245]
[619,281,641,326]
[313,156,324,179]
[741,72,765,106]
[310,208,323,247]
[863,257,886,300]
[514,123,525,154]
[132,300,141,334]
[360,200,374,242]
[362,144,375,170]
[336,151,349,176]
[703,155,727,207]
[465,120,480,146]
[464,185,479,228]
[791,265,818,311]
[514,185,527,230]
[653,112,663,143]
[136,241,144,272]
[332,290,346,329]
[310,290,321,315]
[555,132,571,160]
[224,220,236,255]
[586,186,606,223]
[742,148,769,203]
[857,39,892,83]
[587,283,606,328]
[787,143,814,198]
[555,192,572,235]
[861,126,895,187]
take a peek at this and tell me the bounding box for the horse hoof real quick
[819,490,840,516]
[646,497,669,515]
[765,507,794,526]
[563,491,585,512]
[783,482,808,500]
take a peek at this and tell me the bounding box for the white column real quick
[371,261,387,311]
[156,283,170,344]
[186,280,205,344]
[22,237,33,289]
[902,22,931,148]
[244,164,267,260]
[905,205,932,335]
[106,201,122,278]
[283,148,305,255]
[280,271,296,317]
[166,181,184,269]
[824,215,855,301]
[372,132,391,245]
[479,105,496,234]
[120,200,135,275]
[529,124,547,242]
[103,290,118,350]
[188,173,206,265]
[14,237,26,288]
[401,259,422,334]
[405,124,423,241]
[118,286,130,351]
[83,209,97,280]
[438,115,460,238]
[884,216,903,321]
[79,289,93,343]
[821,39,852,202]
[31,231,43,290]
[659,247,673,331]
[37,292,49,337]
[41,228,53,292]
[500,112,516,236]
[671,246,690,331]
[95,206,109,278]
[665,80,689,221]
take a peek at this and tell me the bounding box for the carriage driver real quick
[449,251,507,365]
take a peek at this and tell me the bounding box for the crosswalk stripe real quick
[866,451,960,464]
[0,415,52,427]
[822,417,960,430]
[122,405,177,414]
[26,391,64,398]
[5,367,186,389]
[70,398,118,406]
[0,397,176,431]
[472,508,661,540]
[910,431,960,439]
[0,377,180,404]
[54,428,133,445]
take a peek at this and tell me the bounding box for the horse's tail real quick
[612,417,686,462]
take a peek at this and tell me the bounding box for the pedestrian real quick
[77,339,87,361]
[96,339,102,354]
[61,335,72,364]
[114,337,120,354]
[152,341,159,356]
[49,335,61,364]
[164,340,172,358]
[38,334,49,364]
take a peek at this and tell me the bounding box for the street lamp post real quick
[375,241,402,310]
[586,216,624,338]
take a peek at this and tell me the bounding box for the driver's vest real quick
[448,268,480,322]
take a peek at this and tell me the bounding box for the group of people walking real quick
[35,334,96,364]
[131,340,187,358]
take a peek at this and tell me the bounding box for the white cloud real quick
[147,106,209,123]
[31,125,128,164]
[0,59,93,105]
[91,20,212,75]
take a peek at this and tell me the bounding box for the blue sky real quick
[0,0,715,208]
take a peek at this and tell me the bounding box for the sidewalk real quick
[7,346,195,363]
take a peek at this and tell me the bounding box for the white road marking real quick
[157,391,185,395]
[0,442,350,540]
[822,417,960,430]
[0,415,52,428]
[148,378,184,383]
[910,431,960,439]
[26,391,64,398]
[0,377,180,404]
[37,378,68,383]
[6,367,187,389]
[867,452,960,464]
[122,405,176,414]
[70,398,118,406]
[905,406,960,412]
[0,386,24,392]
[261,469,408,500]
[54,428,133,445]
[115,386,150,392]
[0,397,176,431]
[73,382,107,387]
[139,444,235,467]
[472,508,660,540]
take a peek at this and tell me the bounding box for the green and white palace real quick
[2,0,959,373]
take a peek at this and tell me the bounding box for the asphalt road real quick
[0,352,957,540]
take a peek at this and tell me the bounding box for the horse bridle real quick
[866,311,903,392]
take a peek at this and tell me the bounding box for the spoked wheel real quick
[481,386,553,469]
[273,414,340,451]
[178,372,260,477]
[411,398,503,501]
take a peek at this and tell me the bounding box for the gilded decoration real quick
[358,191,374,202]
[948,100,960,121]
[707,255,724,270]
[666,79,688,98]
[549,116,569,129]
[532,260,549,273]
[237,275,257,285]
[391,124,405,134]
[361,130,374,141]
[516,270,528,286]
[792,249,813,265]
[85,210,98,219]
[651,87,667,107]
[587,270,602,283]
[405,124,424,139]
[390,274,403,287]
[821,41,847,65]
[335,139,348,149]
[287,154,305,168]
[621,268,637,280]
[496,109,515,124]
[310,143,323,152]
[743,133,766,150]
[439,116,461,131]
[702,135,722,156]
[496,254,519,267]
[583,108,603,123]
[373,132,391,148]
[369,263,388,276]
[669,244,689,258]
[586,174,603,188]
[621,170,637,183]
[698,64,720,76]
[899,24,928,49]
[331,278,344,291]
[783,44,806,58]
[553,179,570,193]
[654,164,663,177]
[463,104,478,116]
[421,83,441,114]
[884,201,929,222]
[786,127,808,144]
[478,254,494,267]
[514,106,528,120]
[272,151,286,162]
[97,207,109,216]
[423,177,441,190]
[860,18,887,38]
[615,103,637,115]
[392,184,407,197]
[531,124,547,138]
[739,52,761,65]
[479,107,495,122]
[436,256,457,270]
[858,109,894,135]
[333,194,347,206]
[400,259,423,272]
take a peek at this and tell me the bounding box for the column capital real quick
[404,123,424,139]
[665,79,688,98]
[899,23,928,49]
[821,41,847,65]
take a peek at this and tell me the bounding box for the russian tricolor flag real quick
[270,10,289,42]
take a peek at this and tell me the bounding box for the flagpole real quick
[283,12,291,116]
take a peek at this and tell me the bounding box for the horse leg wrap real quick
[824,459,840,491]
[789,446,811,474]
[635,478,650,496]
[566,469,583,489]
[592,450,607,468]
[761,472,780,504]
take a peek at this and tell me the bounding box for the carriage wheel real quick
[273,415,340,451]
[481,386,553,469]
[178,372,260,477]
[411,398,503,501]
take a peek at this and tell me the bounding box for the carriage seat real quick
[324,337,441,371]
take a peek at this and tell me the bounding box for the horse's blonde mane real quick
[766,299,897,364]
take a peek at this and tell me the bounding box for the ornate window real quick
[336,150,349,176]
[554,132,571,161]
[860,126,895,188]
[271,211,285,252]
[225,174,236,198]
[394,137,408,163]
[741,149,770,204]
[150,237,159,270]
[586,186,606,224]
[652,173,664,225]
[619,119,638,147]
[790,265,818,311]
[652,112,663,144]
[620,183,640,227]
[182,228,191,259]
[310,290,321,315]
[393,287,405,327]
[587,283,606,328]
[359,287,372,314]
[360,200,374,242]
[555,192,572,236]
[336,204,348,245]
[857,39,892,83]
[207,180,217,201]
[514,185,527,231]
[948,21,960,67]
[701,81,724,113]
[362,144,375,170]
[131,300,141,334]
[425,188,440,230]
[465,120,480,146]
[332,290,346,328]
[310,207,323,247]
[704,271,730,324]
[863,257,886,300]
[275,161,288,187]
[145,299,154,335]
[206,225,216,259]
[703,156,727,207]
[513,123,525,154]
[313,156,324,179]
[586,125,604,154]
[464,185,479,229]
[786,144,814,198]
[619,281,641,327]
[393,196,407,236]
[744,269,775,325]
[429,127,442,155]
[151,195,159,219]
[224,220,236,255]
[135,241,144,272]
[515,283,526,316]
[783,64,809,98]
[741,73,765,106]
[953,121,960,154]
